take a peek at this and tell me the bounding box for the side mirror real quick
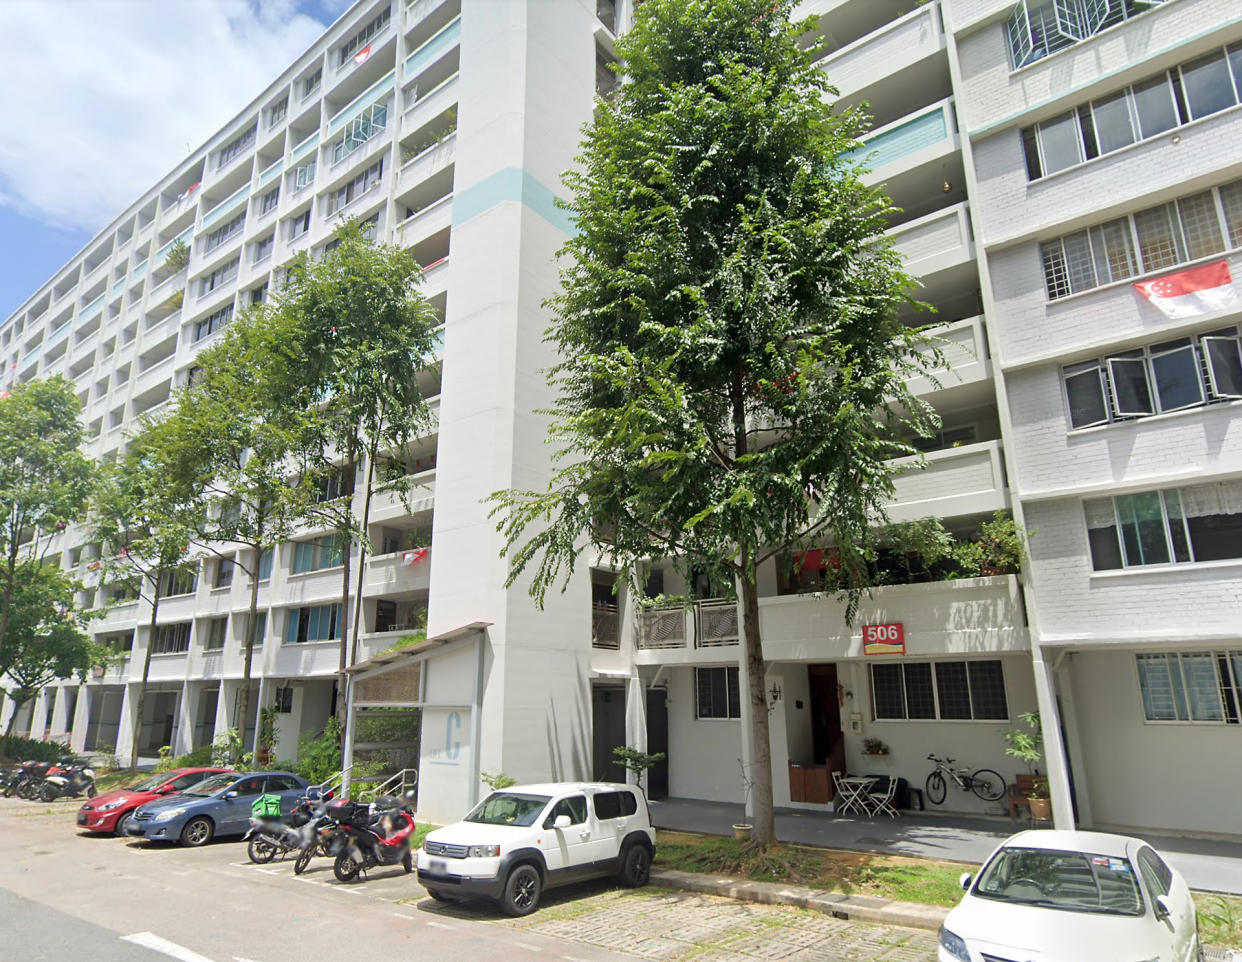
[959,873,973,891]
[223,791,239,799]
[553,814,572,829]
[1154,895,1172,921]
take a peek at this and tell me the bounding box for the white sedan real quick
[939,830,1203,962]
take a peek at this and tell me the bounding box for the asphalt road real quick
[0,797,633,962]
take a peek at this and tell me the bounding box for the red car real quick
[77,768,232,836]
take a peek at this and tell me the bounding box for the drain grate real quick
[1205,946,1240,962]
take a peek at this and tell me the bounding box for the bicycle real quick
[924,753,1006,805]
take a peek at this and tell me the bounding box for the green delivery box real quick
[252,793,282,818]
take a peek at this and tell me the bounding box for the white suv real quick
[416,782,656,916]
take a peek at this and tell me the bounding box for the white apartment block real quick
[1,0,1238,837]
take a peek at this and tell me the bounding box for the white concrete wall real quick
[666,667,746,804]
[1066,648,1242,836]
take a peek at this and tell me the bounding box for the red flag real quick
[401,548,429,567]
[354,44,371,65]
[1133,260,1239,318]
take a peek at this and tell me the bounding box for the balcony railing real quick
[814,4,943,101]
[591,604,620,649]
[695,600,739,647]
[638,607,686,650]
[842,99,955,175]
[404,17,460,79]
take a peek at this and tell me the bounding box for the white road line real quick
[426,920,457,930]
[513,942,543,952]
[121,932,216,962]
[391,911,416,920]
[233,958,267,962]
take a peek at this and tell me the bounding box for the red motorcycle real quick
[332,794,417,883]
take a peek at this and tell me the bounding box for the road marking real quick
[513,942,542,952]
[391,911,416,920]
[426,920,456,930]
[121,932,215,962]
[233,958,267,962]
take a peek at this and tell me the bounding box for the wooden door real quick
[807,664,843,766]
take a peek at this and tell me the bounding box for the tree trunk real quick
[739,547,774,848]
[348,448,378,669]
[0,540,20,677]
[130,576,161,773]
[238,549,263,766]
[335,448,358,729]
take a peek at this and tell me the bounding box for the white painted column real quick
[623,673,647,789]
[69,687,91,754]
[174,682,197,756]
[115,683,138,766]
[1031,651,1075,830]
[49,686,71,742]
[1053,655,1093,828]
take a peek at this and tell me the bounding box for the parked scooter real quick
[39,764,96,801]
[332,792,417,883]
[12,761,55,799]
[245,791,331,863]
[293,803,349,875]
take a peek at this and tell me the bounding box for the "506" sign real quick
[862,623,905,655]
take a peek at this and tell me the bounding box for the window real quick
[252,235,274,264]
[1007,0,1171,69]
[314,468,354,502]
[217,125,256,169]
[1137,848,1175,896]
[259,187,280,215]
[285,603,342,643]
[204,616,227,650]
[233,777,265,797]
[288,210,312,240]
[199,259,239,296]
[203,211,246,254]
[1041,176,1242,300]
[1020,42,1242,181]
[695,666,740,719]
[250,283,268,305]
[543,795,587,827]
[332,103,387,165]
[158,565,198,597]
[275,686,294,713]
[592,790,638,821]
[194,305,233,342]
[1136,650,1242,724]
[168,772,207,792]
[326,160,383,216]
[293,161,316,193]
[1063,327,1242,429]
[213,557,234,588]
[248,611,268,646]
[267,98,288,127]
[291,535,343,573]
[870,660,1008,721]
[1085,480,1242,569]
[257,547,274,581]
[302,67,322,100]
[150,622,192,655]
[337,8,390,66]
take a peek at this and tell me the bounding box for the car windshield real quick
[181,774,236,797]
[463,793,552,827]
[126,773,169,792]
[974,847,1144,916]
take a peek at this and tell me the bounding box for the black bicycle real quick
[924,753,1006,804]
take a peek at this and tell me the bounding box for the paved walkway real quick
[650,797,1242,895]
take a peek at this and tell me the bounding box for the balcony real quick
[906,314,992,404]
[398,132,455,194]
[397,194,451,248]
[290,132,319,164]
[403,72,458,130]
[815,3,948,126]
[369,468,435,523]
[759,574,1027,662]
[591,604,619,649]
[364,547,433,596]
[887,439,1008,522]
[889,202,973,279]
[133,353,177,398]
[695,600,739,647]
[404,16,460,81]
[637,607,686,650]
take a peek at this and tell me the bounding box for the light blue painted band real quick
[451,167,575,235]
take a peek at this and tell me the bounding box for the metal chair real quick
[832,771,871,816]
[867,776,899,818]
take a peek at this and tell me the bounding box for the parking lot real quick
[0,796,938,962]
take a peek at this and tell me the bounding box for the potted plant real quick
[612,745,666,795]
[862,737,890,757]
[954,511,1030,577]
[1002,711,1051,820]
[733,758,754,842]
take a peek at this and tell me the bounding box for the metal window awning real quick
[345,620,492,677]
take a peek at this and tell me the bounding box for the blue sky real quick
[0,0,353,320]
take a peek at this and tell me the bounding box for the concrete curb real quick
[649,868,950,932]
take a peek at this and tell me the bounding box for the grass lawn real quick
[1197,893,1242,949]
[653,830,971,907]
[93,770,146,794]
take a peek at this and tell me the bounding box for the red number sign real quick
[862,623,905,655]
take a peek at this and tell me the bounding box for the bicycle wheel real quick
[925,771,947,806]
[970,769,1006,802]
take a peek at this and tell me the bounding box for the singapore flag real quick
[1133,260,1240,319]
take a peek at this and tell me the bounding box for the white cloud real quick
[0,0,333,234]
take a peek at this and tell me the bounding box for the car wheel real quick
[617,844,651,888]
[115,812,134,837]
[180,816,214,847]
[500,864,542,917]
[248,836,278,863]
[334,851,361,883]
[294,847,314,875]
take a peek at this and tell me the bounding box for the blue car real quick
[125,771,310,847]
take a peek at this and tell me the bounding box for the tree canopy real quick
[491,0,938,846]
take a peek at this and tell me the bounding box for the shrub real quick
[292,717,343,786]
[0,735,75,764]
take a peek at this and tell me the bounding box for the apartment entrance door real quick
[808,664,843,766]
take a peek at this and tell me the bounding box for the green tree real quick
[275,219,440,719]
[2,561,103,735]
[89,442,201,770]
[0,377,94,685]
[151,307,318,758]
[490,0,937,847]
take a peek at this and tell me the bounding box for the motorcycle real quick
[246,792,331,864]
[13,761,56,799]
[293,804,349,875]
[39,764,96,801]
[332,792,417,883]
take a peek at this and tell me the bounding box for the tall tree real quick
[152,307,317,758]
[90,443,201,769]
[0,377,94,683]
[2,560,103,736]
[276,219,440,719]
[490,0,937,847]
